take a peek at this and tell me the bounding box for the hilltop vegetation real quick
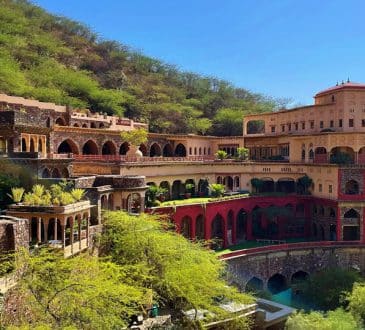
[0,0,284,135]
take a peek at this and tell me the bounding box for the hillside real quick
[0,0,280,135]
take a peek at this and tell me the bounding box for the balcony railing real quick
[220,240,365,260]
[71,154,216,163]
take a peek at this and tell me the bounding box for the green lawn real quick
[159,194,250,207]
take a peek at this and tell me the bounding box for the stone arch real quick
[225,176,234,191]
[29,138,35,153]
[185,179,195,195]
[216,176,222,184]
[211,213,224,242]
[196,214,205,239]
[58,139,79,154]
[55,117,66,126]
[343,208,360,241]
[102,141,117,155]
[119,142,130,155]
[252,206,263,238]
[245,277,264,292]
[175,143,187,157]
[234,176,240,189]
[82,140,98,155]
[73,123,80,127]
[99,123,105,128]
[227,210,234,244]
[139,143,148,156]
[261,177,275,193]
[90,122,97,128]
[171,180,184,200]
[82,123,88,128]
[198,179,209,196]
[344,180,360,195]
[236,209,247,242]
[21,138,27,152]
[330,146,355,164]
[181,216,192,239]
[309,149,314,160]
[267,273,288,294]
[276,178,295,193]
[41,168,50,178]
[162,143,173,157]
[149,142,162,157]
[291,270,309,284]
[101,195,108,209]
[51,168,61,178]
[330,224,337,241]
[159,181,170,200]
[127,193,142,214]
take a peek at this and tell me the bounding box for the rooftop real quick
[315,81,365,97]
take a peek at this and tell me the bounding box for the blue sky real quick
[34,0,365,105]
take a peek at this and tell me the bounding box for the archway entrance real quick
[268,273,288,294]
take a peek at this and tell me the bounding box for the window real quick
[330,120,334,128]
[329,185,333,194]
[320,121,324,128]
[339,119,343,127]
[302,122,305,130]
[281,125,285,132]
[349,119,354,127]
[362,119,365,127]
[319,184,322,192]
[331,95,335,102]
[288,123,291,131]
[271,126,276,133]
[310,121,314,129]
[189,147,192,155]
[295,123,298,130]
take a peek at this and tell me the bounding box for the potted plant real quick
[209,183,225,197]
[215,150,228,161]
[185,183,195,198]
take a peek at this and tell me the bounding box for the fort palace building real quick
[1,81,365,255]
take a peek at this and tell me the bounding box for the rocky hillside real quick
[0,0,281,135]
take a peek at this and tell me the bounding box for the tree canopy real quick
[0,0,284,135]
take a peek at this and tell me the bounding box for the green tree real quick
[298,268,362,311]
[120,128,148,147]
[0,249,147,329]
[99,212,252,327]
[347,282,365,326]
[286,309,360,330]
[212,108,244,136]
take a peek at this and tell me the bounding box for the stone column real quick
[70,218,74,255]
[78,219,82,250]
[37,218,42,243]
[61,224,66,248]
[43,219,48,243]
[223,218,228,248]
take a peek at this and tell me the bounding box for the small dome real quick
[135,148,143,157]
